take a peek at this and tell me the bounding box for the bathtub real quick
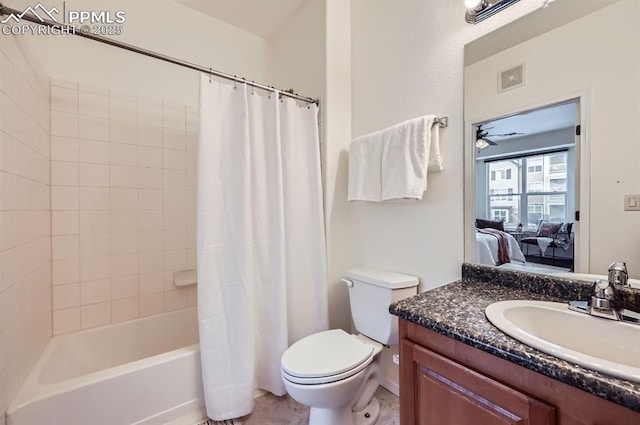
[7,308,205,425]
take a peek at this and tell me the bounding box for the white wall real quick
[0,33,50,425]
[46,0,269,107]
[465,0,640,277]
[350,0,544,395]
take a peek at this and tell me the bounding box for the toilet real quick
[280,268,419,425]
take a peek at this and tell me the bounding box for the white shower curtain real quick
[197,75,329,421]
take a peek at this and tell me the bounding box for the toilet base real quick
[308,397,380,425]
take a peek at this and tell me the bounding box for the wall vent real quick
[499,64,525,92]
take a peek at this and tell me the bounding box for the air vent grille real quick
[499,64,525,92]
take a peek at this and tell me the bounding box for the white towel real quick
[381,115,441,201]
[347,130,384,202]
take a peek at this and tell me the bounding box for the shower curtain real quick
[197,75,329,421]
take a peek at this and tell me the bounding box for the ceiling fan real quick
[475,125,524,149]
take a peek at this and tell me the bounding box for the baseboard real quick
[381,378,399,397]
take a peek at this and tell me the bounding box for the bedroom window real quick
[493,209,508,221]
[486,151,570,230]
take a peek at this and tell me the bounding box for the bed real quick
[475,229,526,266]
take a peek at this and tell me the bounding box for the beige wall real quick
[465,0,640,277]
[49,79,198,334]
[0,35,51,425]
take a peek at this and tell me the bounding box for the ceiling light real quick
[476,139,495,149]
[465,0,521,24]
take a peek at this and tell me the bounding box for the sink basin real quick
[485,300,640,382]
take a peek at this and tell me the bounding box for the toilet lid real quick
[281,329,374,379]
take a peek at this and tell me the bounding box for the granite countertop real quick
[390,263,640,413]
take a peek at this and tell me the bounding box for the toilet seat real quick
[281,329,376,385]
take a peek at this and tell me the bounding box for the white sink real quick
[485,300,640,382]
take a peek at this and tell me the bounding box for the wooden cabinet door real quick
[400,339,555,425]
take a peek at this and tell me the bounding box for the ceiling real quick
[479,102,577,142]
[173,0,307,38]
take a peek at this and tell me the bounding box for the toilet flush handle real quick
[341,278,354,288]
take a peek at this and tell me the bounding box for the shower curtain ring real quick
[233,76,237,90]
[208,68,212,83]
[251,81,255,95]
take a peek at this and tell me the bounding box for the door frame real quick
[464,90,591,273]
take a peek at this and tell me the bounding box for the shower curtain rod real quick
[0,3,319,105]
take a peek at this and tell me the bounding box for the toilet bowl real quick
[280,268,419,425]
[281,329,383,425]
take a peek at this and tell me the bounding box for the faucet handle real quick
[608,262,629,287]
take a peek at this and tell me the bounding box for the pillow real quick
[536,221,563,237]
[476,218,504,231]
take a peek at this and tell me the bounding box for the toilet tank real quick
[345,268,419,345]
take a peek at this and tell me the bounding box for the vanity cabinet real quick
[399,319,640,425]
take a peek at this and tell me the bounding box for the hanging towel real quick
[347,131,384,201]
[381,115,440,201]
[428,117,443,172]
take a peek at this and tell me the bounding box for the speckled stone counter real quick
[390,263,640,413]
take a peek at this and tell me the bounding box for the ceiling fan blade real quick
[489,132,525,137]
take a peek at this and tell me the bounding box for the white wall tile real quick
[163,169,186,190]
[51,111,78,138]
[79,163,110,187]
[80,256,110,281]
[81,302,111,329]
[52,235,79,260]
[78,140,109,164]
[138,101,162,126]
[138,189,163,210]
[163,230,186,250]
[51,86,78,114]
[51,136,78,162]
[79,115,109,141]
[163,210,186,230]
[112,297,139,323]
[80,279,111,305]
[138,168,162,189]
[52,211,79,235]
[139,210,163,231]
[80,233,110,258]
[79,90,109,119]
[52,283,80,310]
[110,166,137,188]
[138,146,163,168]
[110,97,137,122]
[163,129,186,151]
[139,272,164,294]
[110,143,137,166]
[139,251,163,275]
[163,149,186,170]
[110,188,137,210]
[162,104,185,130]
[79,211,109,234]
[52,259,80,285]
[52,186,79,211]
[110,121,137,145]
[111,275,138,300]
[110,210,138,233]
[138,125,162,148]
[140,292,164,317]
[165,289,188,312]
[53,308,80,335]
[110,232,138,255]
[79,187,110,210]
[138,231,163,253]
[51,161,79,187]
[164,190,186,210]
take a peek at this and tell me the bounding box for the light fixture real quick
[465,0,521,24]
[475,138,496,150]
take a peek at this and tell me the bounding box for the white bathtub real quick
[7,308,204,425]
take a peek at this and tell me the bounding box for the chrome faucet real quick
[608,262,629,287]
[568,262,639,324]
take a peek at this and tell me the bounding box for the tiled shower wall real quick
[0,38,51,423]
[50,79,197,334]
